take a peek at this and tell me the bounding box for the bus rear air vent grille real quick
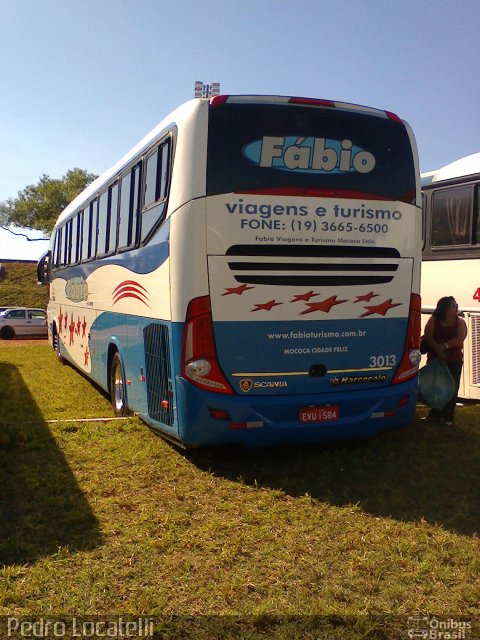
[225,244,400,287]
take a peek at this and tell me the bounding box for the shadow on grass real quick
[189,414,480,537]
[0,363,102,565]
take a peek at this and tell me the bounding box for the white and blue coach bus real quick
[38,95,422,447]
[421,152,480,400]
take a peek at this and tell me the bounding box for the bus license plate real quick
[299,405,339,424]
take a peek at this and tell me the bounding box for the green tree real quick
[0,168,97,235]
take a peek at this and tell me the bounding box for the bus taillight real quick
[391,293,422,384]
[182,296,234,395]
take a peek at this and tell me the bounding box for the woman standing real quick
[423,296,467,425]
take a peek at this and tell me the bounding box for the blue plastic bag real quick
[418,360,455,410]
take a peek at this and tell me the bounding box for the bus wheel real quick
[110,352,130,416]
[1,326,15,340]
[53,327,65,364]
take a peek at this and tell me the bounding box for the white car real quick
[0,307,48,339]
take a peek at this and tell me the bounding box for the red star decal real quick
[252,300,283,312]
[69,320,76,345]
[222,284,254,296]
[354,292,378,303]
[84,348,90,366]
[300,295,347,315]
[291,291,318,303]
[76,317,81,335]
[82,317,87,338]
[360,299,402,317]
[58,307,63,334]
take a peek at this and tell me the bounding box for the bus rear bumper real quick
[167,378,418,447]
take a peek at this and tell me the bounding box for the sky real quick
[0,0,479,260]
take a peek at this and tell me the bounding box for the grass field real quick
[0,343,479,637]
[0,261,49,309]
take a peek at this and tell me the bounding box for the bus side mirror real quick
[37,251,51,285]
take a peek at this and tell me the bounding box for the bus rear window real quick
[207,103,416,204]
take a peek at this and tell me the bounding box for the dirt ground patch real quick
[0,338,49,347]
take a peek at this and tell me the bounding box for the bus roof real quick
[421,152,480,184]
[56,95,410,226]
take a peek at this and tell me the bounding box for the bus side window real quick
[76,211,83,263]
[81,203,95,261]
[62,221,71,266]
[431,186,473,247]
[118,171,132,250]
[107,182,119,254]
[58,227,64,267]
[131,164,141,246]
[52,229,57,268]
[140,138,171,243]
[60,224,65,267]
[55,227,62,268]
[144,148,158,207]
[97,190,109,256]
[70,216,76,264]
[67,220,73,265]
[81,208,89,262]
[70,213,80,264]
[91,198,99,258]
[158,142,170,200]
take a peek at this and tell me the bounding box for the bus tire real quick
[110,352,130,417]
[1,326,15,340]
[52,325,65,364]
